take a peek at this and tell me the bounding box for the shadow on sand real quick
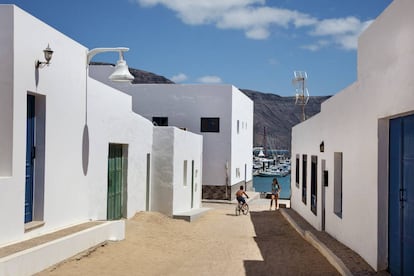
[244,211,340,276]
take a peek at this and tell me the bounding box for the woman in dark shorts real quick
[270,178,281,210]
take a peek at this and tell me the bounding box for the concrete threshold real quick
[0,220,125,276]
[173,207,211,222]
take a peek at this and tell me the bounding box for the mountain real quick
[90,62,174,84]
[96,63,330,152]
[241,89,331,151]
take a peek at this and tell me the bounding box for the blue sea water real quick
[253,174,291,199]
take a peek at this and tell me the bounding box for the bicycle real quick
[235,201,249,216]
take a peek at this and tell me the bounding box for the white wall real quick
[290,0,414,270]
[0,5,91,245]
[151,127,203,216]
[172,128,203,213]
[151,127,174,215]
[0,5,13,177]
[0,5,154,247]
[87,78,154,220]
[0,5,19,245]
[230,86,253,187]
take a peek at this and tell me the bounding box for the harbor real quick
[252,145,291,200]
[253,175,291,199]
[252,146,291,177]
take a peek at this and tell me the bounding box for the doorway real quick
[321,160,326,231]
[25,95,35,223]
[389,114,414,275]
[24,94,46,224]
[310,156,317,215]
[107,144,127,220]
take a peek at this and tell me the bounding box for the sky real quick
[2,0,392,96]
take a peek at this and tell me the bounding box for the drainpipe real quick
[244,163,247,191]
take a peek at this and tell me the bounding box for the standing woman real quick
[270,178,281,210]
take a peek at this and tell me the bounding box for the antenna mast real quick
[292,71,310,121]
[263,126,267,157]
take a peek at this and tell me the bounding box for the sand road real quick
[37,201,339,276]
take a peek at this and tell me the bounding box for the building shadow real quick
[244,211,340,276]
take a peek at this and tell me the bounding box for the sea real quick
[252,174,291,199]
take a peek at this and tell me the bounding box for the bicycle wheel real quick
[242,204,249,215]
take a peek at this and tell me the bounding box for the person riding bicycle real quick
[236,186,249,207]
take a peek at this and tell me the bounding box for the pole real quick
[302,78,306,121]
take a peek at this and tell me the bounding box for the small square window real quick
[152,117,168,126]
[200,117,220,132]
[183,160,188,186]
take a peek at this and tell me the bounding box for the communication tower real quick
[292,71,310,121]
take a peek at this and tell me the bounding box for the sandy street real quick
[37,200,339,276]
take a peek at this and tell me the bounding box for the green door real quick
[107,144,124,220]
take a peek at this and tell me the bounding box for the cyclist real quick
[236,186,249,207]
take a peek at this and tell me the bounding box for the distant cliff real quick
[241,89,330,151]
[94,63,330,151]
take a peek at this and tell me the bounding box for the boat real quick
[258,167,289,177]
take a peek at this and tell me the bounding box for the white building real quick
[151,127,203,216]
[0,5,202,274]
[89,69,254,200]
[290,0,414,273]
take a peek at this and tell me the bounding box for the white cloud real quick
[301,40,330,51]
[246,27,270,40]
[136,0,373,50]
[171,73,188,83]
[137,0,265,25]
[197,75,222,84]
[136,0,315,40]
[310,17,374,50]
[311,17,361,36]
[301,44,322,52]
[268,58,279,65]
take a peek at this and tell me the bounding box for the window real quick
[302,154,307,204]
[200,117,220,132]
[183,160,188,186]
[311,156,317,215]
[152,117,168,126]
[295,155,300,188]
[334,152,343,218]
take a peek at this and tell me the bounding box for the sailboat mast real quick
[263,126,267,157]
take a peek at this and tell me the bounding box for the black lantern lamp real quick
[35,44,54,68]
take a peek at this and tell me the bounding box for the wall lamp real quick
[320,141,325,152]
[86,47,134,82]
[35,44,54,69]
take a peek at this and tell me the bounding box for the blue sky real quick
[2,0,392,96]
